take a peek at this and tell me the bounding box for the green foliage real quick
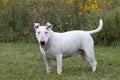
[0,0,31,42]
[0,0,120,45]
[94,6,120,45]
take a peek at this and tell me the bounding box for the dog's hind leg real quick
[81,49,97,72]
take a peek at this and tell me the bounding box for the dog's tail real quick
[87,19,103,34]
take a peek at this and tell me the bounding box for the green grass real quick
[0,43,120,80]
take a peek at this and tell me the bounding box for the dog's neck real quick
[45,30,55,50]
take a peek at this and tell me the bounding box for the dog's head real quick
[34,22,53,49]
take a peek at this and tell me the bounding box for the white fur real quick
[34,19,103,75]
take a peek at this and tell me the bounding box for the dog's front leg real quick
[40,47,51,74]
[42,54,51,74]
[56,54,63,75]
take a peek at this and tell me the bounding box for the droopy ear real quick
[34,23,40,30]
[46,22,53,29]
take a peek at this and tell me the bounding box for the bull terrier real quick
[34,19,103,75]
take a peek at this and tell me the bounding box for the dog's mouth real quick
[40,41,46,48]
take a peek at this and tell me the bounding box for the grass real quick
[0,43,120,80]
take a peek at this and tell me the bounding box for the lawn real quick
[0,43,120,80]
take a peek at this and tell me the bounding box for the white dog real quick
[34,19,103,75]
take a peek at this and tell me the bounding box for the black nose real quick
[40,41,45,45]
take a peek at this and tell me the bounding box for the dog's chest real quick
[45,49,57,60]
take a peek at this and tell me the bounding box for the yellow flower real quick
[92,3,95,9]
[88,0,91,2]
[97,8,101,12]
[84,5,90,11]
[67,0,75,4]
[93,0,97,3]
[65,22,69,25]
[58,8,63,11]
[49,0,55,3]
[79,4,83,9]
[2,0,9,7]
[94,3,98,9]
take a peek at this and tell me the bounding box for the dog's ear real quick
[46,22,53,29]
[34,23,40,30]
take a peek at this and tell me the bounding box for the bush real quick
[0,0,32,42]
[0,0,120,45]
[96,6,120,45]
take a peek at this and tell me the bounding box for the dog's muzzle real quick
[40,41,46,48]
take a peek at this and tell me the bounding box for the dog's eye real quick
[45,32,48,34]
[38,32,40,34]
